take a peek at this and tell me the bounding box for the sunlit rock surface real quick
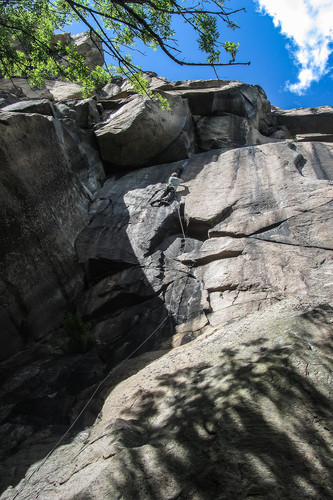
[0,76,332,500]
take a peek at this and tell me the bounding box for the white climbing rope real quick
[175,155,190,240]
[11,314,170,500]
[176,200,186,241]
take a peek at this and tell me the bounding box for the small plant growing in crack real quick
[63,311,94,354]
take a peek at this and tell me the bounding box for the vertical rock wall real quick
[0,101,105,360]
[0,76,333,500]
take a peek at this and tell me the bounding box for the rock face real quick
[0,76,333,500]
[0,98,105,360]
[95,92,195,168]
[273,105,333,141]
[71,32,104,71]
[94,79,277,170]
[0,91,19,109]
[74,162,209,365]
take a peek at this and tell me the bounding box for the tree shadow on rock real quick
[105,312,333,499]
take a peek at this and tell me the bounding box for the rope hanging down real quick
[12,162,189,499]
[11,314,170,500]
[176,202,186,240]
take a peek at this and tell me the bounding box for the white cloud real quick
[255,0,333,94]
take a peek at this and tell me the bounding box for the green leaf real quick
[0,0,247,96]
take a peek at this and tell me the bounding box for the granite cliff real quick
[0,72,332,499]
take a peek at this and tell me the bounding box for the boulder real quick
[273,106,333,136]
[0,77,84,101]
[0,78,53,99]
[72,32,104,70]
[144,74,174,91]
[0,91,19,109]
[44,80,84,100]
[1,99,53,115]
[94,93,195,169]
[98,80,125,99]
[97,73,173,104]
[167,80,272,132]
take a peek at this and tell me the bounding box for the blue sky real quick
[69,0,333,110]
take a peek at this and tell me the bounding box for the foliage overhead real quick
[0,0,248,96]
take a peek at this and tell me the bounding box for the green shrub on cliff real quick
[63,311,94,354]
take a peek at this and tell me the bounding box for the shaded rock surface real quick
[2,303,332,500]
[0,101,104,360]
[0,75,333,500]
[1,99,53,116]
[0,91,19,109]
[273,105,333,137]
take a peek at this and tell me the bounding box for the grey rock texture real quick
[181,142,333,238]
[94,79,276,171]
[0,78,53,99]
[0,76,333,500]
[1,99,53,115]
[71,32,104,71]
[75,162,209,365]
[167,80,271,131]
[273,105,333,136]
[95,92,195,169]
[196,114,247,149]
[0,76,83,101]
[0,105,105,360]
[2,305,332,500]
[0,91,19,109]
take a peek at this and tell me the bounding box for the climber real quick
[151,172,183,206]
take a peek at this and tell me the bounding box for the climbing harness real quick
[151,155,191,207]
[11,314,170,500]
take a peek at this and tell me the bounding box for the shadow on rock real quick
[105,308,333,499]
[0,161,205,495]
